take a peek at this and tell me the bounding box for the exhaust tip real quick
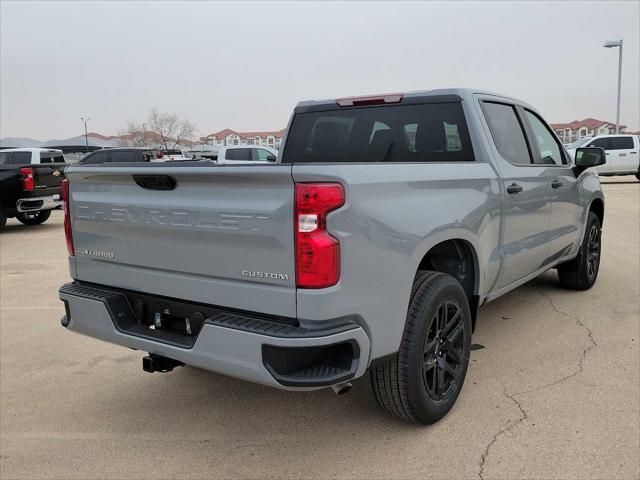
[331,382,353,395]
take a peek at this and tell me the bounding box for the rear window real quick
[40,152,65,164]
[281,102,474,163]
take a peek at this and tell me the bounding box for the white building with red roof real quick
[551,118,627,144]
[202,128,286,149]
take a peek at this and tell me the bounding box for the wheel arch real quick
[589,197,604,227]
[413,236,481,330]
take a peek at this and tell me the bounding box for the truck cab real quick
[215,145,278,164]
[567,134,639,179]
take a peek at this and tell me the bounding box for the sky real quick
[1,1,639,140]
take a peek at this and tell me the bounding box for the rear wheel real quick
[370,271,472,424]
[636,172,640,181]
[0,212,7,230]
[16,209,51,226]
[557,211,601,290]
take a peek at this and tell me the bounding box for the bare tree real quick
[147,108,195,151]
[116,121,147,147]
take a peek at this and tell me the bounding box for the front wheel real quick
[370,271,472,424]
[15,209,51,226]
[557,211,601,290]
[0,212,7,230]
[636,172,640,181]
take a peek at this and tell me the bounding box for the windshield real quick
[281,102,474,163]
[565,138,590,149]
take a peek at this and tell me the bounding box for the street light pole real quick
[603,39,623,134]
[80,117,91,153]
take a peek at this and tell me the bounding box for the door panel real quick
[521,109,583,261]
[480,101,552,288]
[609,137,637,173]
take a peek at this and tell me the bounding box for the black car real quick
[79,147,159,164]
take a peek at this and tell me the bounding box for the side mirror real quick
[574,147,606,174]
[266,154,277,162]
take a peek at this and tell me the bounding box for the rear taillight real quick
[295,183,345,288]
[61,179,74,256]
[19,167,35,191]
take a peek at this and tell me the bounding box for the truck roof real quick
[295,88,525,111]
[0,147,63,153]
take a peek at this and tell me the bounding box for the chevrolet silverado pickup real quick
[58,89,606,424]
[0,148,65,229]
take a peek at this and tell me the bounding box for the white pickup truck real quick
[215,145,278,164]
[566,135,639,180]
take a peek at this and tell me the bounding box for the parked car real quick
[0,148,66,229]
[162,149,192,161]
[214,145,278,164]
[79,147,159,164]
[59,88,605,424]
[0,147,66,165]
[566,135,639,179]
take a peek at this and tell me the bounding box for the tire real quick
[370,271,472,424]
[636,172,640,181]
[15,209,51,226]
[557,211,601,290]
[0,212,7,230]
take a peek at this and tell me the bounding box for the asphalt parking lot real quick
[1,178,638,480]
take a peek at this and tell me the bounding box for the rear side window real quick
[281,102,474,163]
[40,152,65,164]
[482,102,532,165]
[110,151,136,163]
[81,151,108,164]
[0,152,10,164]
[7,151,32,164]
[609,137,634,150]
[225,148,252,161]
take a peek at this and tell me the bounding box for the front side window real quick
[609,137,634,150]
[110,151,136,162]
[524,110,565,165]
[586,138,611,149]
[482,102,531,165]
[282,102,474,163]
[81,151,108,164]
[255,149,275,161]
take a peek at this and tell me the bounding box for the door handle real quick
[133,175,176,191]
[551,180,563,189]
[506,183,523,195]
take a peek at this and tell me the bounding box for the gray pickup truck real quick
[59,89,606,424]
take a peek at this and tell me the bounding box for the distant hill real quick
[0,137,44,148]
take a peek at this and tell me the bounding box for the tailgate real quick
[65,164,296,318]
[32,165,64,195]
